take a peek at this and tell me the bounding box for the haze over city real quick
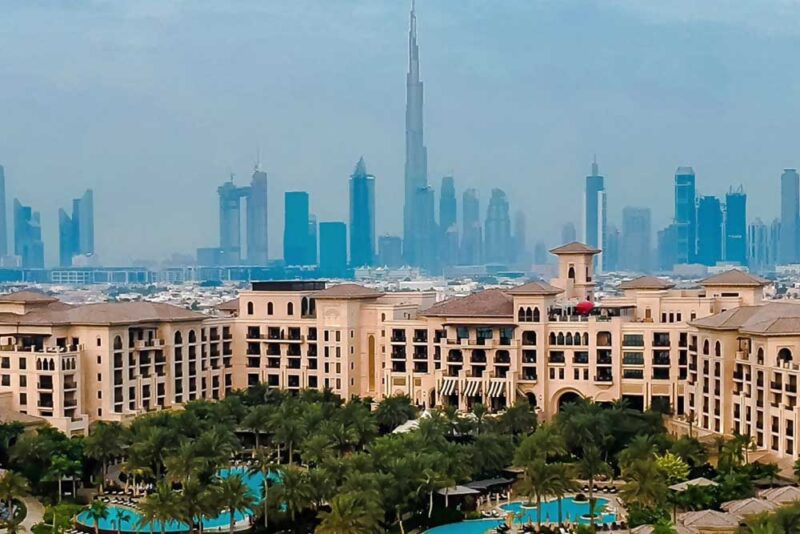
[2,0,800,265]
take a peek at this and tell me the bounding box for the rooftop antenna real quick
[255,145,261,172]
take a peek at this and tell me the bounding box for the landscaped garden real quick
[1,387,800,533]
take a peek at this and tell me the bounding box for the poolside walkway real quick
[3,496,45,534]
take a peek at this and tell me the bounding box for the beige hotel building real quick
[1,242,798,465]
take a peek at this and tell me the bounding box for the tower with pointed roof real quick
[549,241,600,301]
[584,157,607,272]
[350,157,376,267]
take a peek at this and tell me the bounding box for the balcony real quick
[573,352,589,365]
[412,331,428,343]
[521,369,537,381]
[391,331,407,343]
[549,352,565,364]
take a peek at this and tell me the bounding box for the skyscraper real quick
[308,214,318,265]
[284,192,311,266]
[674,166,697,264]
[584,158,607,271]
[414,186,438,272]
[218,178,249,265]
[657,224,678,271]
[697,195,723,266]
[780,169,799,264]
[0,165,7,257]
[349,157,375,268]
[319,222,347,278]
[439,176,458,267]
[561,222,577,245]
[621,207,652,272]
[725,186,747,265]
[246,166,269,265]
[403,0,431,268]
[378,235,403,267]
[13,199,44,268]
[604,225,620,272]
[512,210,528,265]
[748,218,778,272]
[57,189,95,267]
[460,188,482,265]
[484,188,511,264]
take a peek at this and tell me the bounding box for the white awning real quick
[439,378,458,397]
[488,380,506,398]
[464,380,482,397]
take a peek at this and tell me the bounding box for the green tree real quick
[655,452,690,484]
[550,463,580,526]
[375,395,417,433]
[137,482,182,534]
[669,436,708,471]
[242,405,272,451]
[0,471,29,522]
[519,459,558,529]
[86,500,109,534]
[111,507,132,534]
[618,435,657,471]
[575,445,611,532]
[498,402,537,438]
[273,465,312,523]
[164,441,205,485]
[271,403,305,463]
[84,422,127,492]
[45,455,81,502]
[249,447,278,529]
[514,424,565,465]
[218,474,257,534]
[317,492,383,534]
[621,459,668,511]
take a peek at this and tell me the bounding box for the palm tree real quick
[242,405,273,452]
[0,471,29,521]
[164,441,204,485]
[550,463,580,526]
[249,447,278,529]
[138,482,182,534]
[620,459,668,510]
[514,424,566,465]
[84,421,127,492]
[218,474,257,534]
[181,479,222,534]
[375,395,417,432]
[45,455,80,502]
[519,459,558,529]
[575,445,611,533]
[271,403,305,463]
[472,403,489,435]
[417,462,454,519]
[274,465,312,523]
[317,492,383,534]
[111,507,132,534]
[618,435,657,471]
[86,500,109,534]
[120,457,152,497]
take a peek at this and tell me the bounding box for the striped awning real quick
[440,378,458,396]
[487,381,506,398]
[464,380,482,397]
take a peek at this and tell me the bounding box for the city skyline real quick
[3,2,800,265]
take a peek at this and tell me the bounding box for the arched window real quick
[549,332,556,345]
[582,333,589,346]
[525,307,533,322]
[188,330,197,344]
[309,298,316,315]
[174,331,183,345]
[113,336,123,350]
[597,331,612,346]
[247,301,254,315]
[565,333,573,346]
[557,333,565,345]
[287,302,294,316]
[714,341,721,357]
[522,331,537,345]
[703,339,709,355]
[757,348,765,364]
[568,266,576,279]
[518,307,526,322]
[778,348,793,365]
[301,297,308,317]
[533,307,541,322]
[267,302,274,316]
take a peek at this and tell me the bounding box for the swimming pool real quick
[424,497,616,534]
[76,467,277,533]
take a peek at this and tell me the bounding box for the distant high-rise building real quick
[621,207,652,272]
[403,1,429,267]
[349,157,376,268]
[697,195,723,266]
[604,225,620,272]
[725,186,747,265]
[561,222,577,245]
[0,165,7,257]
[439,176,458,267]
[749,218,778,272]
[218,178,249,265]
[414,186,438,272]
[584,158,607,271]
[319,222,347,278]
[674,167,697,264]
[657,224,678,271]
[308,214,318,265]
[533,241,548,265]
[13,199,44,269]
[58,190,95,267]
[246,166,269,265]
[284,192,311,265]
[512,210,528,265]
[378,235,403,267]
[484,189,511,264]
[460,188,482,265]
[780,169,799,264]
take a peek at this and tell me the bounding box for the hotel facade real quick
[2,242,799,465]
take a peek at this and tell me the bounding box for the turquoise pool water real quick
[424,497,616,534]
[77,467,276,533]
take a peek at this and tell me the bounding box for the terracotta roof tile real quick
[692,302,800,335]
[679,510,740,529]
[700,269,768,287]
[549,241,600,255]
[0,290,58,304]
[423,289,513,318]
[506,281,563,296]
[310,283,384,300]
[0,301,205,326]
[618,276,675,290]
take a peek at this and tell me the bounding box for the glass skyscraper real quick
[674,166,697,264]
[284,191,311,266]
[320,222,347,278]
[349,157,375,268]
[725,186,747,265]
[13,199,44,269]
[584,159,606,271]
[621,207,652,272]
[484,188,511,264]
[697,195,723,266]
[58,189,95,267]
[780,169,799,264]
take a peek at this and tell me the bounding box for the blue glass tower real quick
[725,186,747,265]
[674,167,697,264]
[349,157,375,268]
[320,222,347,278]
[284,191,311,266]
[697,195,723,266]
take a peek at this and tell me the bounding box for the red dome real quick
[575,301,594,315]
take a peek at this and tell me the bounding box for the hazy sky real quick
[2,0,800,265]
